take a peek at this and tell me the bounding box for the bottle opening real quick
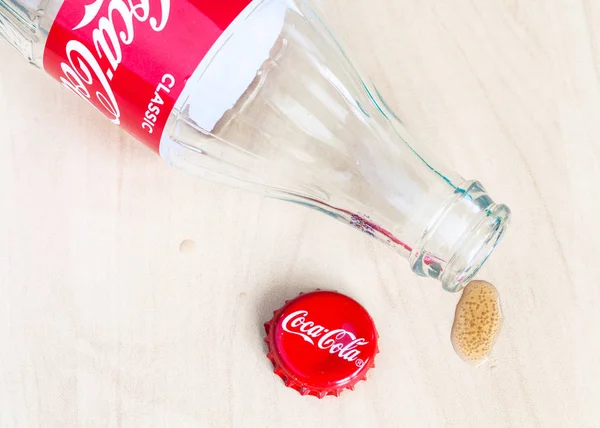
[440,203,510,292]
[409,181,511,292]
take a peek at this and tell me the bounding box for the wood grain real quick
[1,0,599,426]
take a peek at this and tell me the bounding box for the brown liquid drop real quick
[179,239,197,254]
[451,280,503,364]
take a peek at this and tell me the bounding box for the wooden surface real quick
[1,0,599,426]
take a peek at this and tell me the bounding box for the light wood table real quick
[1,0,599,426]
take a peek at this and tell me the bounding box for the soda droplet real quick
[179,239,197,254]
[451,280,503,364]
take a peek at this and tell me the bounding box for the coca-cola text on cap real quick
[264,290,379,398]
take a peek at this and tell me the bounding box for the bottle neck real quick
[287,179,509,293]
[333,100,511,292]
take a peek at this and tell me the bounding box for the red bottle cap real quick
[264,290,379,398]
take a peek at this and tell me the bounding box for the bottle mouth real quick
[409,181,511,292]
[440,203,510,292]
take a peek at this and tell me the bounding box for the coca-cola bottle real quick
[0,0,510,292]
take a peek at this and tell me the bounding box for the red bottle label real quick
[43,0,252,152]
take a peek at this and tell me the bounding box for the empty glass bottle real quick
[0,0,510,291]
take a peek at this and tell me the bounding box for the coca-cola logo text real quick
[281,310,369,363]
[57,0,170,124]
